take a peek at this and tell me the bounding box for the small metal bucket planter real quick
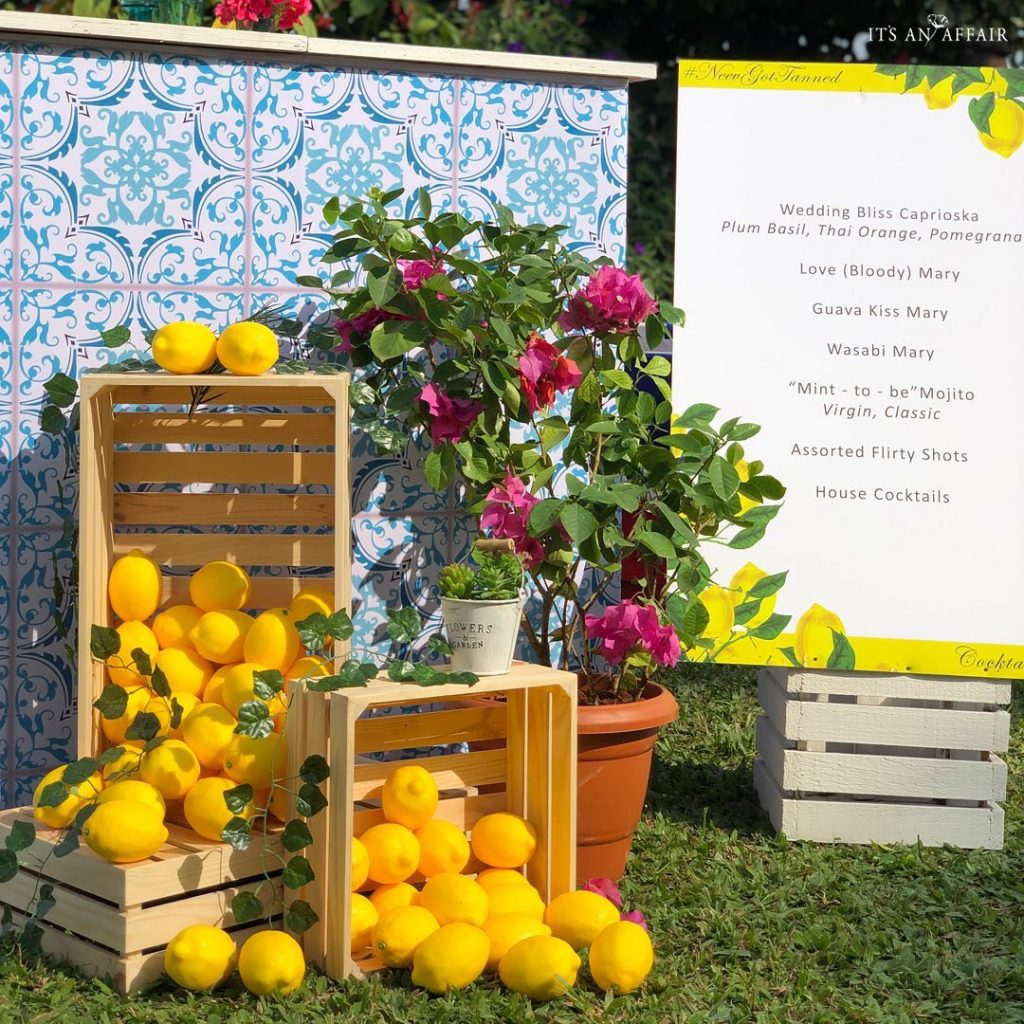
[440,592,525,676]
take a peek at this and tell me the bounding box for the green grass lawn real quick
[3,666,1023,1024]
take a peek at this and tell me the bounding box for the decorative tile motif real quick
[0,39,629,806]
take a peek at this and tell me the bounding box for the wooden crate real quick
[0,807,283,993]
[754,667,1010,849]
[77,370,351,759]
[303,662,577,980]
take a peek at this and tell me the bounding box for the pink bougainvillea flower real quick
[559,265,658,334]
[398,254,445,291]
[583,877,623,908]
[517,332,583,413]
[585,600,681,668]
[418,383,482,445]
[480,473,546,568]
[333,308,410,354]
[620,909,649,931]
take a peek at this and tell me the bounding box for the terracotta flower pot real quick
[575,682,678,882]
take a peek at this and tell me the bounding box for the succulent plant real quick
[438,563,475,599]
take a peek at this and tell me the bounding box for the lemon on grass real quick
[544,890,620,951]
[164,924,236,991]
[588,920,655,994]
[475,868,528,893]
[81,800,168,863]
[151,321,218,375]
[471,812,537,869]
[185,776,252,842]
[351,837,370,891]
[152,604,204,651]
[979,96,1024,159]
[382,764,439,830]
[140,739,202,800]
[483,914,551,972]
[100,685,154,747]
[369,881,420,916]
[217,321,280,376]
[155,646,213,698]
[414,818,470,877]
[498,934,580,1001]
[238,930,305,996]
[351,893,379,953]
[181,702,238,770]
[96,778,165,817]
[107,548,162,622]
[203,663,236,706]
[794,603,846,668]
[222,732,286,790]
[486,881,545,921]
[419,872,489,928]
[360,823,421,885]
[101,745,142,781]
[106,621,160,688]
[190,610,253,664]
[410,922,489,994]
[244,608,302,673]
[190,561,252,613]
[32,765,103,829]
[221,662,285,718]
[372,905,439,968]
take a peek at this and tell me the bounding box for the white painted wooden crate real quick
[753,667,1011,849]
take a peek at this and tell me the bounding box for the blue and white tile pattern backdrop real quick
[0,37,628,806]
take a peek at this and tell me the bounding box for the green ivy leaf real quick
[98,745,127,767]
[231,890,265,923]
[426,634,452,657]
[295,275,323,289]
[387,607,422,645]
[387,659,417,681]
[236,701,274,740]
[282,819,314,853]
[93,684,128,720]
[323,196,340,225]
[4,819,35,853]
[35,882,56,921]
[282,855,315,890]
[300,755,330,785]
[150,665,171,698]
[223,784,254,815]
[253,669,285,701]
[90,625,121,660]
[130,647,153,677]
[296,783,328,818]
[285,899,319,935]
[0,850,17,884]
[36,781,68,809]
[125,712,161,743]
[101,325,131,349]
[221,816,252,851]
[62,758,99,786]
[44,372,78,409]
[53,828,80,858]
[327,610,355,643]
[295,612,331,654]
[40,405,66,435]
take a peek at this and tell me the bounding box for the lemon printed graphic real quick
[698,586,735,641]
[794,604,846,667]
[727,563,775,629]
[979,97,1024,159]
[918,76,958,110]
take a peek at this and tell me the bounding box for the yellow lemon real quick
[237,930,305,996]
[588,920,654,994]
[203,663,236,706]
[360,823,421,885]
[106,621,160,688]
[101,745,143,781]
[351,893,379,953]
[154,646,213,698]
[164,923,236,991]
[152,604,204,651]
[32,766,102,829]
[243,609,301,673]
[221,661,285,718]
[483,914,551,972]
[222,733,286,790]
[168,691,200,739]
[190,610,253,664]
[794,603,846,667]
[370,881,420,916]
[288,587,334,623]
[471,812,537,869]
[96,779,165,817]
[498,934,580,1000]
[544,890,621,951]
[107,548,162,622]
[487,882,545,921]
[475,868,529,893]
[151,321,218,375]
[414,818,470,877]
[410,922,489,994]
[140,739,202,800]
[372,905,439,968]
[735,459,761,516]
[135,692,179,747]
[419,873,489,928]
[217,321,280,376]
[285,655,331,686]
[100,685,154,746]
[351,837,370,890]
[190,561,252,613]
[698,586,735,641]
[181,702,238,769]
[728,562,776,629]
[184,776,251,842]
[382,764,439,829]
[81,800,168,862]
[919,75,957,110]
[980,96,1024,158]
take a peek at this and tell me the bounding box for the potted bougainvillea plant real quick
[286,187,790,878]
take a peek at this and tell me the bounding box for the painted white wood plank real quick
[772,667,1011,705]
[0,11,656,82]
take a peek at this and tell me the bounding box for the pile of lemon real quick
[151,320,280,376]
[32,548,334,863]
[349,764,654,1000]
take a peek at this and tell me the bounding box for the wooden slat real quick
[354,704,508,754]
[112,533,335,567]
[113,412,335,446]
[769,667,1013,705]
[114,491,334,526]
[110,384,338,407]
[352,792,505,834]
[352,749,507,801]
[164,575,336,608]
[114,451,335,485]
